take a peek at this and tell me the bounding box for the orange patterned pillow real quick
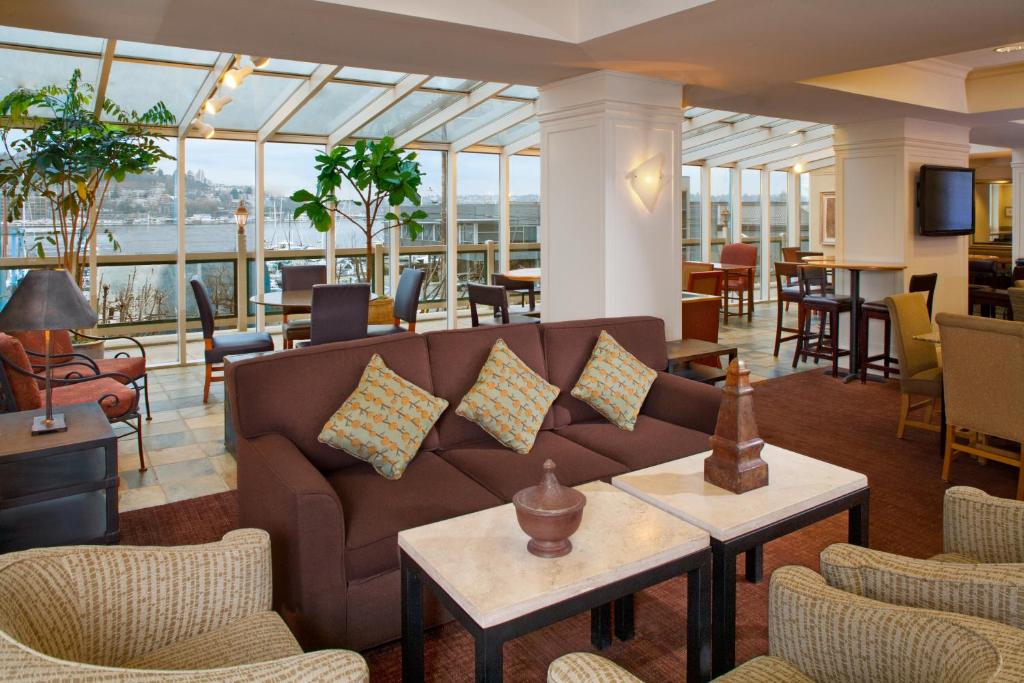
[455,338,559,454]
[571,330,657,431]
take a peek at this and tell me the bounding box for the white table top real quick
[397,480,709,628]
[611,445,868,541]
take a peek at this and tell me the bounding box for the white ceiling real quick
[940,44,1024,70]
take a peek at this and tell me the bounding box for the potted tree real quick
[0,68,174,354]
[290,137,427,320]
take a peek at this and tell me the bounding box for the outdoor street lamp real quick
[234,199,249,235]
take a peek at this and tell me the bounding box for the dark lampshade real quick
[0,269,98,332]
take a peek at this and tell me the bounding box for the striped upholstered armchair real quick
[820,486,1024,628]
[547,565,1024,682]
[0,529,367,681]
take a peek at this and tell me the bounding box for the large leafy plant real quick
[0,68,175,289]
[291,137,427,281]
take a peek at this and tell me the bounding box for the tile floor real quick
[118,300,814,512]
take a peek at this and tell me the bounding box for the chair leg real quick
[941,424,955,481]
[203,363,212,404]
[792,305,805,368]
[924,399,935,425]
[882,318,892,378]
[830,311,840,378]
[143,378,152,420]
[136,415,146,472]
[897,393,909,439]
[858,313,868,383]
[1018,446,1024,501]
[814,313,826,365]
[773,296,784,357]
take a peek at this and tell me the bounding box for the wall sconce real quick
[626,154,665,212]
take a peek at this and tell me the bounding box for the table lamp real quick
[0,269,98,434]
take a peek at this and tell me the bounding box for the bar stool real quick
[858,273,937,382]
[792,266,859,377]
[773,261,802,357]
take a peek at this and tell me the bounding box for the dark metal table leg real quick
[711,542,737,677]
[849,496,870,547]
[744,545,763,583]
[614,595,635,641]
[591,604,612,650]
[688,551,713,683]
[401,560,424,683]
[475,631,504,683]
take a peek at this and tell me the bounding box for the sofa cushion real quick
[456,338,559,454]
[571,330,657,431]
[541,317,668,427]
[556,415,711,470]
[425,323,554,449]
[438,431,627,501]
[228,333,437,472]
[319,354,448,480]
[328,451,502,580]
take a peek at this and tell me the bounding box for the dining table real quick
[712,262,755,323]
[249,288,379,310]
[799,258,907,383]
[503,267,541,282]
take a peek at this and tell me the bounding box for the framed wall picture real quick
[820,192,837,246]
[1006,206,1013,218]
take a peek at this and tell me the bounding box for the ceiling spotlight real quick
[793,163,804,173]
[203,94,232,115]
[250,56,271,68]
[223,66,253,88]
[994,42,1024,54]
[192,119,215,139]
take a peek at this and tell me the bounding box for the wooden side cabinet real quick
[0,402,118,553]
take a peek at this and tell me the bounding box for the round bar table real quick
[799,260,906,384]
[503,267,540,282]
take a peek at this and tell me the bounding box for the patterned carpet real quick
[121,369,1017,681]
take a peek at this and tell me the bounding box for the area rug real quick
[121,369,1017,681]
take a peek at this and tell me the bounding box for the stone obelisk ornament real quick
[704,359,769,493]
[513,460,586,558]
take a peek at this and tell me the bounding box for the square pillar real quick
[1012,149,1024,265]
[834,118,970,315]
[538,71,683,337]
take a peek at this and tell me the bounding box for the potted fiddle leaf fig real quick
[290,136,427,282]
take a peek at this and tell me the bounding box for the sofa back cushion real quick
[227,333,436,472]
[541,317,667,426]
[424,323,553,449]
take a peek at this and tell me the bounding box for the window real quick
[740,169,761,292]
[398,149,446,318]
[456,152,499,297]
[709,167,732,262]
[681,165,702,261]
[800,174,810,250]
[509,154,540,271]
[769,171,788,296]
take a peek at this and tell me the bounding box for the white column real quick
[729,167,742,243]
[699,165,712,261]
[759,170,771,300]
[1012,149,1024,265]
[176,136,187,365]
[498,152,511,272]
[254,142,266,331]
[538,71,683,336]
[445,151,459,328]
[834,118,971,315]
[787,171,800,248]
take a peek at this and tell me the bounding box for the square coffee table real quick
[612,444,869,676]
[398,481,713,682]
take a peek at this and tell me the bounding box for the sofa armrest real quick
[944,486,1024,563]
[820,543,1024,629]
[237,432,349,649]
[768,566,1024,682]
[641,371,721,435]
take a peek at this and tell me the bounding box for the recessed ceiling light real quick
[994,42,1024,54]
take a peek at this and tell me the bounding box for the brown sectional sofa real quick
[227,316,721,651]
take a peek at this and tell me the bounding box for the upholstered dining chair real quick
[719,242,758,318]
[467,283,538,327]
[936,312,1024,500]
[773,261,803,357]
[0,529,369,681]
[306,283,370,346]
[885,292,942,438]
[10,328,151,419]
[1009,286,1024,322]
[859,273,938,381]
[818,487,1024,631]
[368,267,425,337]
[492,272,537,312]
[547,565,1024,682]
[280,264,327,349]
[0,332,146,470]
[793,266,855,376]
[190,277,274,403]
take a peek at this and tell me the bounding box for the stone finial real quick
[703,359,768,493]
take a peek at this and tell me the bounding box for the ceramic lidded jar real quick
[512,459,587,558]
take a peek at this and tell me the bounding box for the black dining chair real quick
[303,283,370,346]
[281,264,327,349]
[492,273,537,312]
[467,283,538,327]
[190,276,274,403]
[367,268,425,337]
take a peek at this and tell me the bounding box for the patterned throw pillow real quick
[318,354,448,480]
[571,330,657,431]
[456,338,559,454]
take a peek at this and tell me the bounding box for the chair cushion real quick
[319,354,448,480]
[366,324,407,337]
[51,377,137,418]
[475,314,540,326]
[904,366,943,397]
[123,611,301,670]
[207,332,275,363]
[0,333,44,410]
[284,319,311,331]
[714,656,814,682]
[438,431,627,501]
[863,300,888,313]
[327,452,502,580]
[556,415,710,469]
[571,331,657,431]
[780,285,802,300]
[52,356,146,383]
[455,338,559,454]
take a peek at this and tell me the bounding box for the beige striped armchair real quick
[820,486,1024,628]
[548,565,1024,682]
[0,529,368,681]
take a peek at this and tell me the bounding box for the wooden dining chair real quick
[281,264,327,349]
[773,262,803,357]
[307,284,370,346]
[368,268,425,337]
[687,270,723,296]
[859,273,937,381]
[467,283,538,327]
[492,273,537,312]
[719,243,757,318]
[682,261,713,292]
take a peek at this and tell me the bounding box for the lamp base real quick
[32,413,67,435]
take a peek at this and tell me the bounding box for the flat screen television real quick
[917,165,975,236]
